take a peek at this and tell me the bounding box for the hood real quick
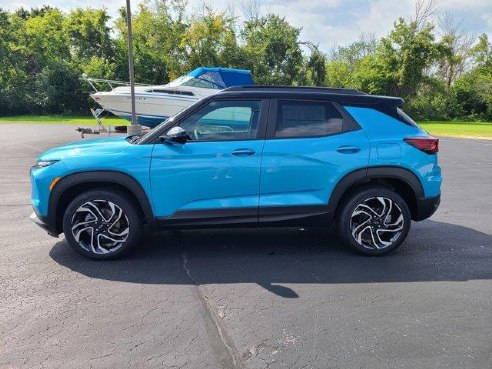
[38,137,131,161]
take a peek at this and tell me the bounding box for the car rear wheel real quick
[62,189,143,260]
[337,186,411,256]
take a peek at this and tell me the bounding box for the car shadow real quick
[49,220,492,298]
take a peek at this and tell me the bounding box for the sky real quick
[1,0,491,52]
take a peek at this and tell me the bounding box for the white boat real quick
[87,67,254,128]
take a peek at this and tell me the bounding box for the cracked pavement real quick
[0,124,491,368]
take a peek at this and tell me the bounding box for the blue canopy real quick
[187,67,254,88]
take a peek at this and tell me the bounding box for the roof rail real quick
[223,85,366,95]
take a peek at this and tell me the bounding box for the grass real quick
[0,115,127,125]
[0,115,491,138]
[418,121,492,138]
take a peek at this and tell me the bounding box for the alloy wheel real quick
[70,200,129,255]
[349,196,404,250]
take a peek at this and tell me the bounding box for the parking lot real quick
[0,123,491,369]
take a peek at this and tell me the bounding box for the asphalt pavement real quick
[0,124,491,369]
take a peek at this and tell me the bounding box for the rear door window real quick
[275,100,344,138]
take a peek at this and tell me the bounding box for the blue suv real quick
[30,86,441,259]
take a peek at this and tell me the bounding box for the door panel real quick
[259,130,370,208]
[259,99,370,215]
[150,99,267,218]
[150,141,264,217]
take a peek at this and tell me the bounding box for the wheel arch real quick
[48,171,156,234]
[328,166,424,220]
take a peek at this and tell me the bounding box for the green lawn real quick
[418,121,492,138]
[0,115,127,125]
[0,115,491,138]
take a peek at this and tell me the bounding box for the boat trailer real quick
[75,108,114,138]
[77,75,148,138]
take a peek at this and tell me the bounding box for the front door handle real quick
[231,148,256,157]
[336,145,361,154]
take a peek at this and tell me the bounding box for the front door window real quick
[179,100,262,141]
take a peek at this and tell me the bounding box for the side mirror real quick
[160,126,188,144]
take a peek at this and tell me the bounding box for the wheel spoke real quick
[71,219,97,235]
[382,198,393,221]
[376,197,387,217]
[81,202,106,222]
[108,226,129,238]
[74,226,93,243]
[86,227,96,254]
[95,234,111,254]
[106,201,120,223]
[381,214,404,232]
[108,207,123,230]
[375,229,392,247]
[356,204,379,217]
[352,219,371,243]
[367,226,381,249]
[101,231,127,243]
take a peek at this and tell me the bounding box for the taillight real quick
[403,137,439,154]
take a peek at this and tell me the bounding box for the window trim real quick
[265,98,360,140]
[147,97,270,144]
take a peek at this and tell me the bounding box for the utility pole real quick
[126,0,141,135]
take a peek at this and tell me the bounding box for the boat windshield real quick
[167,75,224,90]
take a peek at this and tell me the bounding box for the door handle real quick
[336,145,361,154]
[231,148,256,157]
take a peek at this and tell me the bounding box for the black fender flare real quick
[48,171,156,233]
[327,166,424,213]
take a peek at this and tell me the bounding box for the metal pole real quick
[126,0,141,135]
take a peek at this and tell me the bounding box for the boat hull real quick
[114,112,169,127]
[91,92,200,128]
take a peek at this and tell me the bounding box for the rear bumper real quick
[30,211,59,238]
[413,195,441,221]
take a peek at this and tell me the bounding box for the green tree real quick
[241,14,303,85]
[452,34,492,120]
[63,8,114,62]
[114,1,186,83]
[34,62,84,113]
[369,18,440,98]
[325,60,351,87]
[304,45,326,86]
[178,8,241,73]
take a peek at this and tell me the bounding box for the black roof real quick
[225,85,366,95]
[221,85,404,106]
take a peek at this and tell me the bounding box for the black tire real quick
[114,125,127,133]
[62,189,143,260]
[337,186,411,256]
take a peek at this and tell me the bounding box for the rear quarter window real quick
[343,105,421,137]
[344,104,418,127]
[396,108,419,127]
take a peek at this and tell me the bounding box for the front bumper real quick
[30,211,59,238]
[413,195,441,221]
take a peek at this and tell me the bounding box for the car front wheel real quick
[62,189,143,260]
[337,186,411,256]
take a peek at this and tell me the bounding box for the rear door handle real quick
[231,148,256,157]
[336,145,360,154]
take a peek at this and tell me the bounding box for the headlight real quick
[33,160,59,168]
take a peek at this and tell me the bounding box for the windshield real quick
[167,75,192,87]
[167,74,224,90]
